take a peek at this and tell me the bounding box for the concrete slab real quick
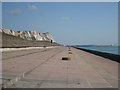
[2,46,118,88]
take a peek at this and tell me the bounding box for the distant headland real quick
[0,28,61,48]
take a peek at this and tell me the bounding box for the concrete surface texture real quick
[2,46,118,88]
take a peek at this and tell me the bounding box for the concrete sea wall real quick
[73,47,120,63]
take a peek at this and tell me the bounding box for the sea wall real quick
[73,46,120,63]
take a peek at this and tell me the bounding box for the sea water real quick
[77,46,119,55]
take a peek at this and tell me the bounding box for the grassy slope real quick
[1,32,61,48]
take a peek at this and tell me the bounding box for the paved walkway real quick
[2,46,118,88]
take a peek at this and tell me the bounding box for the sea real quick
[76,46,119,55]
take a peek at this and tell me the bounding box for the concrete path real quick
[2,46,118,88]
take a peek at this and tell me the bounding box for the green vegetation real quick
[2,32,61,48]
[2,32,24,40]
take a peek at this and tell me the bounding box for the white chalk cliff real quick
[0,28,55,42]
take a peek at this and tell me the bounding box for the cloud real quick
[28,5,38,10]
[61,16,70,20]
[10,8,22,14]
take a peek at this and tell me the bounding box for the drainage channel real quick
[61,46,72,61]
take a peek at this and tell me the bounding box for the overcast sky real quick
[2,2,118,45]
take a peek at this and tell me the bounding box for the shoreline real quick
[73,46,120,63]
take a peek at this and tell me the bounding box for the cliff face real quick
[0,28,55,42]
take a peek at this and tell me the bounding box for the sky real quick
[2,2,118,45]
[0,2,1,27]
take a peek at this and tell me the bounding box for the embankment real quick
[1,32,61,48]
[73,46,120,63]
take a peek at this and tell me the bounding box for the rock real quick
[43,32,55,42]
[1,28,55,42]
[2,28,15,36]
